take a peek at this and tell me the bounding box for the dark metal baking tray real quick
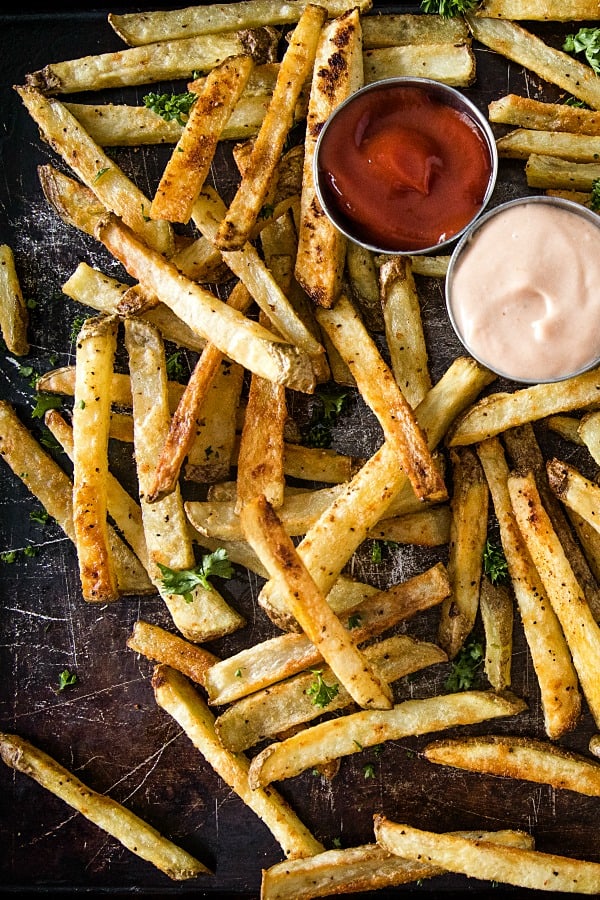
[1,3,598,897]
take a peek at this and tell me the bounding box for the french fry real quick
[526,153,600,190]
[447,366,600,446]
[437,447,489,659]
[95,213,316,393]
[16,87,173,256]
[216,4,327,251]
[316,293,446,502]
[150,56,254,224]
[424,733,600,796]
[578,410,600,465]
[366,505,451,547]
[282,443,364,484]
[363,43,476,87]
[497,128,600,162]
[362,12,469,47]
[407,254,451,277]
[204,562,450,705]
[36,365,185,412]
[127,620,219,687]
[0,732,209,880]
[475,0,599,19]
[374,816,600,894]
[0,244,29,355]
[477,437,581,740]
[508,471,600,728]
[489,94,600,135]
[479,575,513,691]
[124,316,245,642]
[544,414,585,445]
[379,256,431,409]
[345,242,384,332]
[215,635,447,753]
[248,691,527,788]
[240,494,394,710]
[294,7,363,308]
[109,0,373,45]
[151,664,324,859]
[25,29,278,94]
[71,314,119,603]
[546,457,600,538]
[0,400,152,597]
[261,829,534,899]
[464,14,600,109]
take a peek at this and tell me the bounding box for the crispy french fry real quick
[0,400,151,596]
[36,365,185,412]
[127,620,219,686]
[407,254,451,277]
[476,0,599,19]
[124,317,244,641]
[151,664,324,859]
[216,4,327,251]
[16,87,173,256]
[526,153,600,190]
[0,244,29,355]
[544,414,585,445]
[261,829,534,900]
[215,634,447,753]
[25,29,278,94]
[489,94,600,135]
[424,733,600,796]
[71,314,119,603]
[578,410,600,465]
[362,12,469,47]
[379,256,431,409]
[547,457,600,538]
[438,448,489,659]
[0,732,209,880]
[204,562,450,705]
[508,471,600,728]
[374,816,600,894]
[316,294,446,502]
[465,14,600,109]
[109,0,372,45]
[477,437,581,739]
[498,128,600,162]
[363,43,476,87]
[294,7,364,308]
[240,494,394,710]
[479,575,513,691]
[248,691,527,788]
[448,367,600,446]
[282,443,364,484]
[151,56,254,224]
[345,242,384,333]
[366,505,451,547]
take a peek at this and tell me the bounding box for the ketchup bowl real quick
[313,77,498,255]
[445,195,600,384]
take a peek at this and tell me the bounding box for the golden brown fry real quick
[489,94,600,135]
[0,245,29,355]
[508,471,600,728]
[374,816,600,894]
[366,505,451,547]
[362,12,469,47]
[35,365,185,412]
[479,575,513,692]
[547,457,600,538]
[248,691,527,788]
[240,494,394,710]
[282,443,364,484]
[150,56,254,223]
[438,447,489,659]
[127,620,219,686]
[578,410,600,465]
[526,153,600,190]
[345,242,385,332]
[316,293,446,503]
[477,437,581,739]
[216,4,327,250]
[497,128,600,162]
[72,314,119,603]
[476,0,599,19]
[379,256,431,409]
[151,664,324,859]
[544,414,585,445]
[0,732,210,880]
[363,43,476,87]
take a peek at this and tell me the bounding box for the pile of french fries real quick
[4,0,600,895]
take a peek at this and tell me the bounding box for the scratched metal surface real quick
[1,3,599,898]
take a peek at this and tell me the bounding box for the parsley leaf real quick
[482,538,509,586]
[1,550,17,563]
[30,507,49,525]
[420,0,479,17]
[57,669,78,691]
[143,90,197,125]
[564,28,600,76]
[306,669,339,708]
[166,350,186,381]
[363,763,376,779]
[32,393,62,419]
[303,384,349,449]
[590,178,600,212]
[157,548,233,601]
[444,637,484,692]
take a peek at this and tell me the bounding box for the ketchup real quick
[316,83,493,253]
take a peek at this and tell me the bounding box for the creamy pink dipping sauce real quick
[447,200,600,382]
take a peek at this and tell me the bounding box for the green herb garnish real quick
[157,548,233,602]
[70,315,88,342]
[32,393,63,419]
[420,0,479,17]
[306,669,339,708]
[1,550,17,563]
[303,384,349,449]
[166,350,186,381]
[57,669,78,691]
[564,28,600,76]
[482,538,509,585]
[143,90,197,126]
[444,637,484,692]
[347,612,362,630]
[590,178,600,212]
[30,507,49,525]
[363,763,376,779]
[93,167,110,183]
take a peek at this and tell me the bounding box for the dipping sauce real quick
[315,80,494,253]
[447,198,600,383]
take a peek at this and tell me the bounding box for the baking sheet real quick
[1,3,599,897]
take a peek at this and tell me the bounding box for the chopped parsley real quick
[564,27,600,76]
[57,669,78,691]
[370,539,398,563]
[444,637,484,692]
[143,90,197,125]
[29,507,49,525]
[302,384,349,449]
[157,548,233,602]
[590,178,600,212]
[347,612,362,630]
[306,669,339,708]
[482,538,509,586]
[363,763,376,779]
[420,0,479,16]
[0,550,17,564]
[32,393,63,419]
[70,315,88,342]
[166,349,187,381]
